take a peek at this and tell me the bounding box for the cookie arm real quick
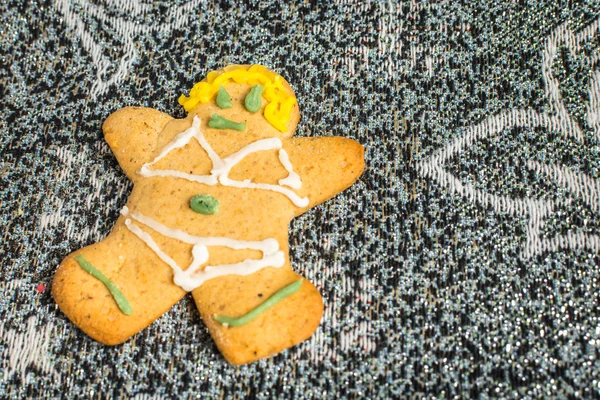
[284,137,365,215]
[103,107,174,181]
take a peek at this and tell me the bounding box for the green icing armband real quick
[208,114,246,131]
[214,279,303,327]
[74,254,132,315]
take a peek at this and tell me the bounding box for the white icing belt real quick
[121,206,285,292]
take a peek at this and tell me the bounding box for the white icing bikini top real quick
[139,116,308,207]
[122,116,306,291]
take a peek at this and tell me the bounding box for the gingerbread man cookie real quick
[52,65,365,364]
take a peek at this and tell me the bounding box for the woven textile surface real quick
[2,0,600,398]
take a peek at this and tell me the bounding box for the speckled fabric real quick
[2,0,600,398]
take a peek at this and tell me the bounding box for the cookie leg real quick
[52,221,186,345]
[191,266,324,365]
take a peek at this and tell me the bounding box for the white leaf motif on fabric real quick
[0,281,59,384]
[417,20,600,257]
[53,0,204,98]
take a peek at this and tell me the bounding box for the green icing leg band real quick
[74,254,133,315]
[208,114,246,131]
[214,279,303,327]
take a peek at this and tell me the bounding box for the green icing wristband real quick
[216,85,232,109]
[244,84,264,113]
[74,255,132,315]
[208,114,246,131]
[190,194,219,215]
[214,279,303,327]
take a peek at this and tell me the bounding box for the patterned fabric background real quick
[2,0,600,397]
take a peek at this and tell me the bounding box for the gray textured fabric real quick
[2,0,600,398]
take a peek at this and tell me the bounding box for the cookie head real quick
[178,64,300,139]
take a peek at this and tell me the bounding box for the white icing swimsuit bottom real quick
[121,206,285,292]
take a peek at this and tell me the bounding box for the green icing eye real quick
[190,194,219,215]
[216,85,232,109]
[244,84,264,113]
[209,114,246,131]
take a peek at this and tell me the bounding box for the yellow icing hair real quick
[178,65,297,132]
